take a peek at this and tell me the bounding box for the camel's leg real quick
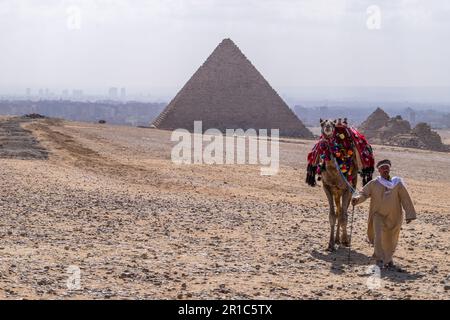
[333,192,342,245]
[340,189,351,247]
[323,185,336,251]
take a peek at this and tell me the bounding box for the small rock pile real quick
[23,113,46,119]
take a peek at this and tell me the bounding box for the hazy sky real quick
[1,0,450,100]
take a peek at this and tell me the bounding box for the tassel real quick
[360,167,374,186]
[306,164,317,187]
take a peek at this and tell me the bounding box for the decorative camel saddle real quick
[306,118,374,187]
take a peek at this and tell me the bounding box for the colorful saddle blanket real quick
[306,126,374,187]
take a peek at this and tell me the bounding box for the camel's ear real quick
[320,118,324,125]
[333,119,337,124]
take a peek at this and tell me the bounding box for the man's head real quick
[376,159,391,179]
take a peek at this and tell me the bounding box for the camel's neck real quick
[321,135,334,143]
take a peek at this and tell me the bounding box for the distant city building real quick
[109,87,118,100]
[62,90,69,99]
[26,88,31,97]
[405,107,416,125]
[72,90,83,100]
[38,89,44,97]
[319,106,329,119]
[120,87,126,101]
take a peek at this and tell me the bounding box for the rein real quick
[331,155,358,196]
[322,132,359,196]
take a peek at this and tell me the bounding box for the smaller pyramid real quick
[152,39,313,138]
[377,115,411,141]
[359,108,449,151]
[358,107,390,140]
[409,123,447,151]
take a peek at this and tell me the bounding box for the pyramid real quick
[359,108,449,151]
[358,108,390,136]
[378,115,411,141]
[358,107,390,141]
[152,39,313,138]
[409,122,448,151]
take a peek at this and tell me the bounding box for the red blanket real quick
[306,126,374,187]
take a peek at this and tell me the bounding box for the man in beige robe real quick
[352,159,417,268]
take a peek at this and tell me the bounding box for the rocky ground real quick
[0,117,449,300]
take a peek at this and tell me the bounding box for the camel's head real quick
[320,119,336,138]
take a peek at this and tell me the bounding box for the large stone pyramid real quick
[152,39,313,138]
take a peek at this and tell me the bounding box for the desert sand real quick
[0,117,449,300]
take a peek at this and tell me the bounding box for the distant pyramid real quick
[358,107,449,151]
[152,38,313,138]
[358,107,390,140]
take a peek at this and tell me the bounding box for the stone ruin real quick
[359,108,449,152]
[152,38,313,138]
[0,117,49,159]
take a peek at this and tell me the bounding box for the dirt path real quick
[0,117,448,299]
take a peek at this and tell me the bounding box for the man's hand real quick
[351,197,358,207]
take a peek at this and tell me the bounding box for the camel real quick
[319,119,359,251]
